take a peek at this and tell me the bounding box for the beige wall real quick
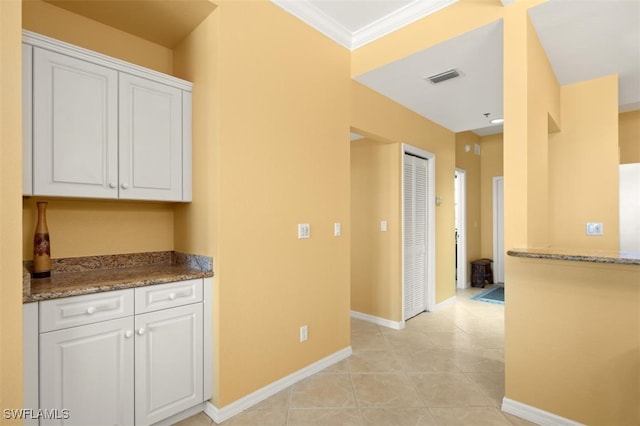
[619,110,640,164]
[351,82,456,307]
[548,75,620,250]
[479,134,503,260]
[0,0,25,414]
[212,0,352,405]
[351,139,401,320]
[455,132,481,281]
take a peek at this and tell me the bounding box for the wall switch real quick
[586,222,603,236]
[380,220,388,232]
[298,224,310,239]
[334,223,341,237]
[300,325,308,342]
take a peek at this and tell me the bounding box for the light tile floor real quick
[175,286,535,426]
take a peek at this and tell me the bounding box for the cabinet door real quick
[33,47,118,198]
[40,317,134,426]
[135,303,203,425]
[119,73,183,201]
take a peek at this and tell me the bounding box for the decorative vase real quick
[33,201,51,278]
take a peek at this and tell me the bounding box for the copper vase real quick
[33,201,51,278]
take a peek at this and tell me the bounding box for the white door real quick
[455,169,467,289]
[135,303,203,425]
[493,177,505,283]
[39,317,134,426]
[119,73,183,201]
[32,47,119,199]
[403,152,429,320]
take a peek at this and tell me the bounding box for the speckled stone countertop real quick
[507,247,640,265]
[23,251,213,303]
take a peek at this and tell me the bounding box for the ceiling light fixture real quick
[490,118,504,124]
[425,68,460,84]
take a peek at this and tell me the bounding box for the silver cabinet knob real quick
[124,330,133,338]
[121,183,129,190]
[109,182,117,189]
[137,328,145,336]
[86,306,96,315]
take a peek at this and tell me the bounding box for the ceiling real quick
[274,0,640,136]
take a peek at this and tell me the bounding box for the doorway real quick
[455,169,467,289]
[402,144,436,321]
[493,176,505,283]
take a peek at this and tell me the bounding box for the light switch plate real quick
[334,223,341,237]
[586,222,603,236]
[380,221,388,232]
[298,224,310,239]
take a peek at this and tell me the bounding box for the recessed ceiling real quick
[43,0,216,48]
[274,0,640,136]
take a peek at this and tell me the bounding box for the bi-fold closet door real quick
[403,152,429,320]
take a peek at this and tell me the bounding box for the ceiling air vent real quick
[426,68,460,84]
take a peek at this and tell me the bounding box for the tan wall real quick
[351,82,456,307]
[351,139,401,319]
[619,110,640,164]
[479,134,503,260]
[213,0,351,405]
[22,0,173,74]
[507,259,640,425]
[455,132,481,281]
[21,0,177,259]
[0,0,25,414]
[548,75,620,250]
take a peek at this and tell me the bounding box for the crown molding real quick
[271,0,353,49]
[271,0,458,51]
[351,0,458,49]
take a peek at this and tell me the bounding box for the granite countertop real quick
[24,251,213,303]
[507,247,640,266]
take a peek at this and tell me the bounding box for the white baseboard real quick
[502,397,584,426]
[431,295,456,312]
[152,402,205,426]
[350,310,404,330]
[205,347,352,424]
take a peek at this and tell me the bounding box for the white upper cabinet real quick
[23,31,192,202]
[33,47,119,199]
[119,73,182,201]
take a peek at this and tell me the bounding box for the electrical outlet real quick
[334,223,341,237]
[299,325,308,342]
[380,220,388,232]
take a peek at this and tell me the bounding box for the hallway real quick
[178,286,533,425]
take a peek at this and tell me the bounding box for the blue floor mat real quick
[471,285,504,305]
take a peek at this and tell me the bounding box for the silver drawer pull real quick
[86,306,96,315]
[168,293,176,300]
[124,330,133,338]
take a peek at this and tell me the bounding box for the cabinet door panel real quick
[135,304,203,425]
[40,317,134,426]
[119,73,182,201]
[33,48,118,198]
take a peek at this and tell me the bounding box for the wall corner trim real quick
[501,397,584,426]
[205,347,352,424]
[351,310,405,330]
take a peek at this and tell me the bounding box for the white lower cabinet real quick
[33,279,209,426]
[40,317,135,426]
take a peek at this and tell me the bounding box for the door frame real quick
[455,168,467,289]
[401,144,436,321]
[493,176,505,283]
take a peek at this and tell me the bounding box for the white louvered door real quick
[403,153,429,320]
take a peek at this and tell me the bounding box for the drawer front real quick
[40,289,134,332]
[135,279,202,314]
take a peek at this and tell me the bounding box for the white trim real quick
[492,176,505,283]
[501,0,518,6]
[351,0,458,49]
[432,295,457,312]
[152,403,205,426]
[270,0,458,51]
[502,397,584,426]
[205,347,352,424]
[401,144,436,316]
[455,168,468,289]
[350,310,404,330]
[22,30,192,91]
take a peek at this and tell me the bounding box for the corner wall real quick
[619,110,640,164]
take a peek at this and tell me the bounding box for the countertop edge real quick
[507,248,640,265]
